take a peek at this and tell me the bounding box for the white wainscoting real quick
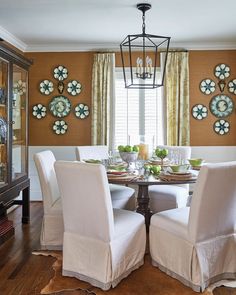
[29,146,236,201]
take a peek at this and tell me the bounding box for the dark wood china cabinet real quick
[0,43,31,234]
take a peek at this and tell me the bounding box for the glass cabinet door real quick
[12,64,27,181]
[0,58,8,187]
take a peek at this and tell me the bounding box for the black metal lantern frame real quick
[120,3,170,89]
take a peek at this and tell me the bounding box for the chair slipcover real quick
[75,145,136,210]
[34,150,63,249]
[55,161,146,290]
[150,162,236,292]
[149,145,191,212]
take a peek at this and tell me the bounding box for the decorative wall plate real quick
[39,80,54,95]
[199,79,216,95]
[67,80,82,96]
[228,79,236,95]
[192,104,208,120]
[52,120,68,135]
[214,64,230,80]
[213,119,230,135]
[32,104,46,119]
[53,65,68,81]
[209,94,234,118]
[13,80,26,95]
[74,103,89,119]
[0,117,7,140]
[49,95,71,118]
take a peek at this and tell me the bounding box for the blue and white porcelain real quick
[214,64,230,80]
[209,94,234,118]
[13,80,26,95]
[52,120,68,135]
[32,104,47,119]
[192,104,208,120]
[199,79,215,95]
[213,119,230,135]
[53,65,68,81]
[67,80,82,96]
[74,103,89,119]
[0,117,7,142]
[39,80,54,95]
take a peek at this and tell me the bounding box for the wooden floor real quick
[0,202,235,295]
[0,202,56,295]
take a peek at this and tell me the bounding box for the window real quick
[113,68,164,151]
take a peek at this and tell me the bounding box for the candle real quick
[139,143,149,160]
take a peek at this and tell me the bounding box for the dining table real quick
[108,171,198,230]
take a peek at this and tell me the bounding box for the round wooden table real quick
[109,173,197,230]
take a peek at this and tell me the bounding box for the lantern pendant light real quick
[120,3,170,89]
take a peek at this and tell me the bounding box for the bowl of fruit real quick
[118,145,139,171]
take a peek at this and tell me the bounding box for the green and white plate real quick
[228,79,236,95]
[32,104,46,119]
[67,80,82,96]
[49,95,71,118]
[52,120,68,135]
[209,94,234,118]
[199,79,215,95]
[39,80,54,95]
[192,104,208,120]
[53,65,68,81]
[214,64,230,80]
[213,119,230,135]
[74,103,89,119]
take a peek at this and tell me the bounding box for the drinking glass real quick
[135,160,145,176]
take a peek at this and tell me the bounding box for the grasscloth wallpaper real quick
[26,50,236,146]
[26,52,93,146]
[189,50,236,146]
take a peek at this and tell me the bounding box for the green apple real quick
[162,149,168,157]
[125,145,133,152]
[150,165,161,175]
[155,148,168,159]
[133,145,139,152]
[118,145,125,152]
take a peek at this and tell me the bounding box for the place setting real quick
[158,164,197,182]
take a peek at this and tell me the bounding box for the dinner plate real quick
[84,159,101,164]
[159,172,196,181]
[107,171,128,176]
[107,174,134,180]
[169,171,191,175]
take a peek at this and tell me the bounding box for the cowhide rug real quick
[32,251,236,295]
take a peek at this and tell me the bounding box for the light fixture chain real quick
[142,11,146,34]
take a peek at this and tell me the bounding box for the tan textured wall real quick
[26,50,236,146]
[26,52,93,146]
[189,50,236,146]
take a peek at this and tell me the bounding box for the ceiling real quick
[0,0,236,52]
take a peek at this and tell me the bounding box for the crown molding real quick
[25,41,236,52]
[170,41,236,50]
[0,25,236,52]
[0,26,27,52]
[25,43,120,52]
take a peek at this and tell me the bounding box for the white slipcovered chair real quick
[55,161,146,290]
[149,145,191,213]
[75,145,136,210]
[150,161,236,292]
[33,150,63,249]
